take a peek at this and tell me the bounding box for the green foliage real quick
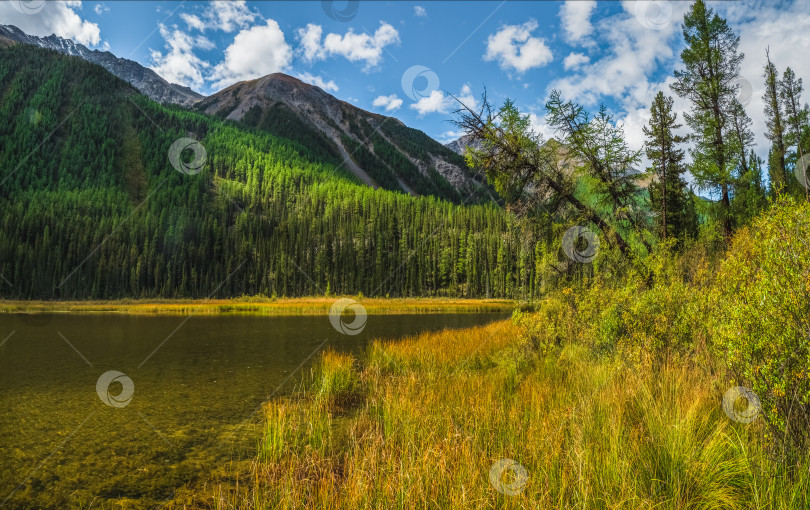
[240,102,344,167]
[643,91,695,246]
[672,0,745,235]
[0,45,545,300]
[712,197,810,455]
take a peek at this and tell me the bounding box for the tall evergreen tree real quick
[763,49,787,192]
[732,149,767,225]
[730,99,755,180]
[780,67,810,194]
[642,91,690,243]
[671,0,744,237]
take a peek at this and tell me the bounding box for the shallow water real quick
[0,312,506,509]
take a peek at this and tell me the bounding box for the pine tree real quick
[671,0,744,237]
[763,49,787,192]
[642,91,690,243]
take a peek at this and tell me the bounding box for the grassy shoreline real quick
[195,319,808,509]
[0,297,515,316]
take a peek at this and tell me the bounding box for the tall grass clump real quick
[313,350,362,408]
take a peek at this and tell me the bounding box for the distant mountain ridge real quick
[0,24,204,107]
[196,73,489,203]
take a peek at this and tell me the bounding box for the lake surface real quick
[0,312,507,509]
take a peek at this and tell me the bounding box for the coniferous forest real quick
[0,44,545,300]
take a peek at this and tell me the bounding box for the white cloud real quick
[438,129,464,144]
[149,24,212,90]
[296,22,400,71]
[455,83,478,110]
[180,1,256,32]
[372,94,403,112]
[0,0,102,46]
[180,13,206,32]
[411,90,449,116]
[414,6,427,17]
[559,0,597,44]
[484,19,553,74]
[563,52,589,70]
[94,3,109,16]
[210,19,292,90]
[409,84,477,116]
[296,24,325,61]
[528,112,556,141]
[548,3,688,108]
[297,72,339,92]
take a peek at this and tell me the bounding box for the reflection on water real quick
[0,312,506,508]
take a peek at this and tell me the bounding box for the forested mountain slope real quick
[0,24,204,107]
[196,73,489,204]
[0,45,542,300]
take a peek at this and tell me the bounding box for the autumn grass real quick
[0,296,513,316]
[212,319,810,509]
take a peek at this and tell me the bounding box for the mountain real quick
[195,73,489,203]
[1,25,488,203]
[445,134,485,156]
[0,24,204,107]
[0,43,537,300]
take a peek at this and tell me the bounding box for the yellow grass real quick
[194,319,810,509]
[0,296,513,316]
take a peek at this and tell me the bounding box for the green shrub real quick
[712,197,810,455]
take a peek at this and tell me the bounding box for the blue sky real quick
[2,0,810,166]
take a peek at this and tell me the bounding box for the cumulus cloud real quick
[94,3,109,16]
[559,0,597,44]
[411,90,448,116]
[372,94,403,112]
[484,20,553,74]
[149,24,212,90]
[438,129,464,144]
[180,1,257,33]
[297,72,338,92]
[410,84,477,116]
[210,19,292,90]
[414,6,427,17]
[455,83,478,110]
[548,3,688,108]
[0,0,102,46]
[296,23,325,61]
[296,22,400,71]
[563,52,589,70]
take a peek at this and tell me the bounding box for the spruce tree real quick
[763,49,787,192]
[642,91,689,243]
[780,67,810,195]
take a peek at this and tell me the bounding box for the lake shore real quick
[204,319,807,509]
[0,296,515,316]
